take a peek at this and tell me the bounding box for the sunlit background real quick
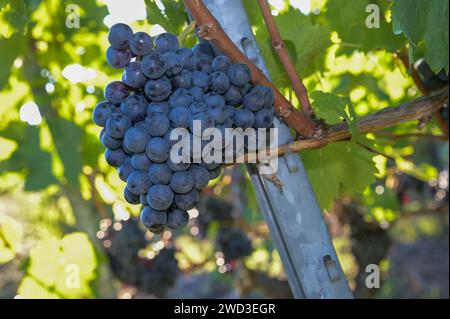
[0,0,448,299]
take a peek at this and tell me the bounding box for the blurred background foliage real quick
[0,0,448,299]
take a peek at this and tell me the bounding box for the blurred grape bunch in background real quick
[0,0,448,299]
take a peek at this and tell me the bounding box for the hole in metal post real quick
[323,254,340,282]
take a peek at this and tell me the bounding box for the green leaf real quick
[302,142,377,210]
[0,123,58,191]
[46,118,83,187]
[19,232,97,298]
[310,91,359,141]
[145,0,186,34]
[325,0,406,55]
[243,3,330,89]
[0,35,25,90]
[0,215,23,264]
[391,0,449,73]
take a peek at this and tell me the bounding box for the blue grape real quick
[224,85,243,105]
[251,85,275,108]
[120,94,147,122]
[147,184,174,210]
[124,186,141,205]
[147,102,170,116]
[253,108,274,129]
[127,171,152,195]
[172,69,192,89]
[108,23,133,50]
[140,194,149,206]
[118,157,134,181]
[189,165,210,190]
[145,77,172,102]
[93,101,115,127]
[163,128,184,147]
[169,107,191,128]
[148,163,173,185]
[201,161,221,171]
[129,31,153,56]
[174,189,199,210]
[167,158,190,172]
[190,87,204,102]
[106,47,132,69]
[233,108,254,129]
[189,101,207,115]
[243,87,265,112]
[203,92,225,109]
[167,209,190,229]
[189,112,214,136]
[208,71,230,94]
[145,113,170,137]
[104,81,129,104]
[192,42,214,60]
[123,62,147,89]
[123,126,149,154]
[196,58,213,74]
[141,52,167,79]
[100,128,122,149]
[240,83,253,96]
[209,167,223,180]
[163,52,183,77]
[106,113,132,139]
[105,148,128,167]
[177,48,195,70]
[146,137,170,163]
[192,71,209,89]
[227,64,251,86]
[154,33,179,53]
[208,103,227,125]
[169,88,193,108]
[140,206,167,228]
[170,171,194,194]
[212,55,231,72]
[131,152,152,171]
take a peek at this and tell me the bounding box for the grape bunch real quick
[102,218,179,297]
[93,23,276,234]
[215,227,253,262]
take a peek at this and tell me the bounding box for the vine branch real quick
[234,89,448,163]
[396,51,449,140]
[256,0,312,116]
[184,0,316,137]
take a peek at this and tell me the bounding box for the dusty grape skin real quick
[154,33,179,54]
[145,137,170,163]
[140,206,167,228]
[129,32,153,56]
[141,52,167,79]
[108,23,133,50]
[106,47,132,69]
[104,81,130,104]
[166,208,190,229]
[144,78,172,102]
[147,184,174,211]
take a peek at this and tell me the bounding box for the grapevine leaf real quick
[20,232,97,298]
[325,0,406,55]
[0,35,25,90]
[0,123,58,191]
[243,3,330,88]
[391,0,449,73]
[310,91,359,141]
[0,215,23,264]
[302,142,377,210]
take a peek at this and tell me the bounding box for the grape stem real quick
[183,0,317,137]
[256,0,313,116]
[230,89,449,164]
